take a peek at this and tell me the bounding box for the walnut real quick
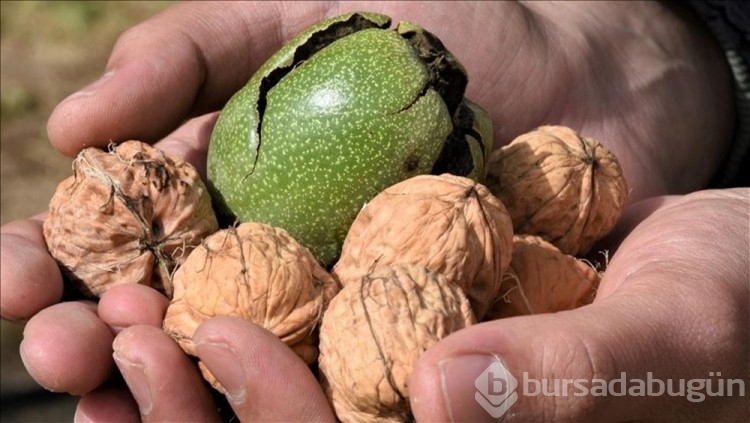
[319,264,475,423]
[485,126,628,256]
[162,222,339,392]
[485,235,599,320]
[332,174,513,320]
[43,141,218,298]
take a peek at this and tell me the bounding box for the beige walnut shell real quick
[43,141,218,298]
[163,222,339,392]
[319,264,475,423]
[332,174,513,320]
[485,125,628,256]
[485,235,599,320]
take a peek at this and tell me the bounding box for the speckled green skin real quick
[208,12,489,266]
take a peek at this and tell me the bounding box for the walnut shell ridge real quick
[163,222,339,392]
[485,235,599,320]
[486,126,628,256]
[319,264,475,423]
[332,174,513,320]
[43,141,218,298]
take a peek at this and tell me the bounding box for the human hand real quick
[46,1,733,202]
[14,283,334,421]
[410,188,750,422]
[2,138,335,420]
[80,316,335,422]
[16,190,747,422]
[2,1,742,421]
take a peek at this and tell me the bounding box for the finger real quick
[596,188,750,298]
[46,1,524,156]
[410,190,749,422]
[0,217,63,321]
[113,325,221,422]
[47,1,336,156]
[587,195,682,261]
[411,302,664,422]
[98,284,169,334]
[20,301,115,395]
[75,386,140,423]
[410,300,710,422]
[153,112,219,180]
[194,316,335,422]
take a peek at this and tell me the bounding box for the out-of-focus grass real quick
[1,2,171,421]
[1,1,172,225]
[0,1,172,41]
[0,1,172,123]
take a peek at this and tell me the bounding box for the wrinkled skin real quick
[1,1,747,422]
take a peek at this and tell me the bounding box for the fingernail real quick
[195,340,247,404]
[113,352,153,416]
[63,70,115,101]
[440,354,518,422]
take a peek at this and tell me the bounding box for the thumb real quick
[193,316,336,422]
[410,190,750,422]
[410,300,651,422]
[46,2,334,157]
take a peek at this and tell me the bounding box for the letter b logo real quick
[475,361,519,418]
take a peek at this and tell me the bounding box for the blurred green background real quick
[1,1,171,420]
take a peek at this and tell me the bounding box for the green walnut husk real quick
[207,11,492,266]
